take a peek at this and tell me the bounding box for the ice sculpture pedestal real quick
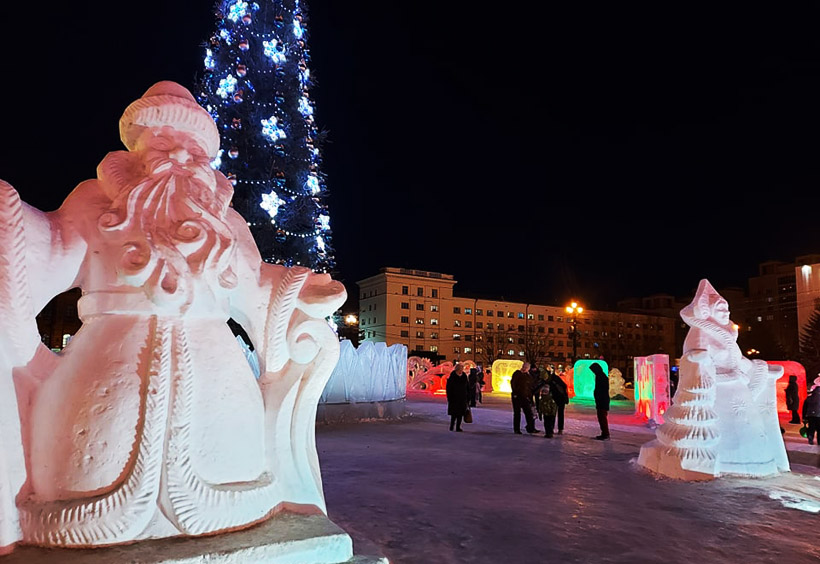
[637,442,716,482]
[0,511,387,564]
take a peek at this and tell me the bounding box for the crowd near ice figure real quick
[0,82,351,558]
[638,279,789,480]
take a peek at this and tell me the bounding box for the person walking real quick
[446,362,469,432]
[467,367,479,407]
[802,377,820,445]
[548,365,569,435]
[591,362,610,440]
[511,362,539,434]
[785,374,801,424]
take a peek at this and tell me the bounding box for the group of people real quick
[787,374,820,445]
[510,362,609,440]
[445,360,611,440]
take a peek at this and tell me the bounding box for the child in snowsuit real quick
[538,386,558,438]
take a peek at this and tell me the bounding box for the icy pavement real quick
[317,393,820,564]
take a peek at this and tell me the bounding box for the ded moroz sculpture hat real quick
[118,81,220,157]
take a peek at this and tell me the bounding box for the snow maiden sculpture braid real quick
[0,81,346,553]
[638,279,788,480]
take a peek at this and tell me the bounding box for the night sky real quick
[2,3,820,311]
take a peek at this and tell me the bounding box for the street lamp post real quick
[565,301,583,365]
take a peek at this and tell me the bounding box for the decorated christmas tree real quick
[197,0,334,272]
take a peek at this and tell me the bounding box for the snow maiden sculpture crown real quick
[0,81,347,555]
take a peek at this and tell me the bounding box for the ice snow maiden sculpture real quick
[0,82,348,554]
[638,279,788,480]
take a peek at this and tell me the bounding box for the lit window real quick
[430,332,438,339]
[430,345,438,352]
[416,318,424,324]
[430,304,438,312]
[464,347,472,354]
[527,313,534,320]
[453,333,461,341]
[431,318,439,325]
[465,308,472,315]
[454,320,462,327]
[416,331,424,338]
[518,351,525,357]
[62,333,72,348]
[507,349,515,355]
[476,309,483,315]
[518,313,524,319]
[453,347,461,354]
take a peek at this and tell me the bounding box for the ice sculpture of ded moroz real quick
[0,81,346,553]
[638,279,788,480]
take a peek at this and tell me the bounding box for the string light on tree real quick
[198,0,335,272]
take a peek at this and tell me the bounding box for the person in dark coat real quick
[467,367,479,407]
[802,377,820,445]
[547,365,569,434]
[529,364,544,408]
[510,362,539,434]
[785,374,801,424]
[446,362,469,432]
[590,362,610,440]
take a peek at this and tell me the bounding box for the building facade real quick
[357,267,677,380]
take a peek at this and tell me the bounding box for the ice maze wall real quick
[318,340,407,422]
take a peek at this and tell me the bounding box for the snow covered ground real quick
[317,393,820,564]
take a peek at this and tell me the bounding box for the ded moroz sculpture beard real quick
[0,81,346,553]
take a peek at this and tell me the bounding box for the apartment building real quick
[357,267,676,379]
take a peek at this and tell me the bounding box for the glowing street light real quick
[344,314,358,325]
[566,301,583,364]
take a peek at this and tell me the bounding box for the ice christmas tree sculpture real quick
[639,351,721,479]
[197,0,334,272]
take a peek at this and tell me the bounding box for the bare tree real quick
[477,324,513,367]
[522,325,546,366]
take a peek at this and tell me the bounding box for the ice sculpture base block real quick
[637,440,715,482]
[0,512,386,564]
[317,398,406,424]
